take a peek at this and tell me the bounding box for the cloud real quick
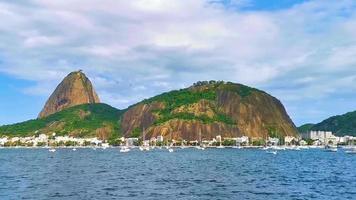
[0,0,356,125]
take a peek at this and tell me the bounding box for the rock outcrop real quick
[121,81,297,140]
[38,70,100,118]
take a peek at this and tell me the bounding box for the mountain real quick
[297,123,315,133]
[299,111,356,136]
[0,103,123,140]
[38,70,100,118]
[121,81,298,141]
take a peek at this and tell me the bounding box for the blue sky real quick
[1,0,356,126]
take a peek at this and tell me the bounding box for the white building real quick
[126,138,138,146]
[308,131,333,140]
[0,137,8,146]
[285,136,298,145]
[236,136,249,145]
[216,135,222,143]
[157,135,164,142]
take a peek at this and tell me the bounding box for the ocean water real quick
[0,148,355,200]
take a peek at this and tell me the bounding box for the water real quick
[0,148,355,200]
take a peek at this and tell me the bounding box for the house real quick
[236,136,249,145]
[0,137,8,146]
[216,135,222,143]
[285,136,298,145]
[157,135,164,142]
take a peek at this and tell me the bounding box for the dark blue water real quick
[0,148,355,200]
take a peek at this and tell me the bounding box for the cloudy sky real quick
[1,0,356,126]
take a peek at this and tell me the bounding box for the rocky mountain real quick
[121,81,298,141]
[0,103,123,140]
[38,70,100,118]
[299,111,356,136]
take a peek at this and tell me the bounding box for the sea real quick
[0,147,355,200]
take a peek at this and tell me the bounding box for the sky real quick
[1,0,356,126]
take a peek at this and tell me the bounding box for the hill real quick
[121,81,297,141]
[38,70,100,118]
[300,111,356,136]
[0,103,123,140]
[297,123,315,133]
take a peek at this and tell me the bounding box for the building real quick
[157,135,164,143]
[236,136,249,145]
[216,135,222,143]
[126,138,138,146]
[0,137,8,146]
[285,136,298,145]
[302,131,340,145]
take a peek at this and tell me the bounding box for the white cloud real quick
[1,0,356,125]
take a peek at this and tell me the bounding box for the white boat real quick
[120,146,130,153]
[345,148,356,154]
[267,150,277,155]
[325,145,338,152]
[195,146,205,150]
[72,148,77,151]
[102,143,109,149]
[262,146,270,150]
[139,146,150,151]
[168,148,174,153]
[49,148,56,152]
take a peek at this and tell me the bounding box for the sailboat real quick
[195,129,205,150]
[140,127,150,151]
[167,129,174,152]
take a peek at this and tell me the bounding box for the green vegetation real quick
[297,123,315,133]
[130,128,141,138]
[304,110,356,136]
[221,82,258,98]
[265,125,282,138]
[222,139,235,146]
[252,139,265,146]
[140,82,241,125]
[153,112,235,125]
[0,103,124,138]
[143,87,217,110]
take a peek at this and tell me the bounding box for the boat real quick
[120,146,130,153]
[49,148,56,152]
[139,146,150,151]
[345,140,356,154]
[345,148,356,154]
[323,132,337,152]
[325,144,338,152]
[262,146,270,150]
[72,148,77,151]
[196,130,205,150]
[168,148,174,153]
[139,127,150,151]
[267,150,277,155]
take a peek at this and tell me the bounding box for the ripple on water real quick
[0,148,355,200]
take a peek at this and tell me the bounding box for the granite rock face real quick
[38,71,100,118]
[121,81,298,140]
